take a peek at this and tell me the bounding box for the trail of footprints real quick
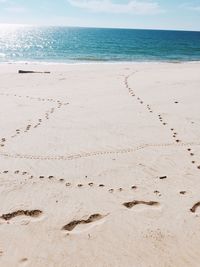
[0,92,62,104]
[0,169,163,232]
[1,73,200,239]
[0,141,200,161]
[0,85,199,161]
[0,169,142,193]
[0,169,193,198]
[0,92,69,148]
[125,73,200,171]
[1,169,200,225]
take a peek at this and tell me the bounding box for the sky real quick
[0,0,200,31]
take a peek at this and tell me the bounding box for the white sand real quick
[0,62,200,267]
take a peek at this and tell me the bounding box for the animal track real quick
[0,169,147,194]
[0,76,199,162]
[0,92,64,104]
[0,93,69,148]
[123,200,159,209]
[159,176,167,180]
[0,210,42,221]
[131,186,137,190]
[0,141,200,161]
[125,72,200,171]
[62,213,105,231]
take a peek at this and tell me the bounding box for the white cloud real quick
[5,6,27,13]
[181,3,200,12]
[68,0,163,15]
[188,6,200,11]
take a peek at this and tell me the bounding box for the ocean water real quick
[0,26,200,63]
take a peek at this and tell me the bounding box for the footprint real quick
[190,202,200,213]
[0,210,42,221]
[20,258,28,264]
[62,213,105,232]
[159,176,167,180]
[131,186,137,190]
[123,200,159,209]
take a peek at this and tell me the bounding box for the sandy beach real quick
[0,62,200,267]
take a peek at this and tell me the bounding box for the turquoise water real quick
[0,26,200,63]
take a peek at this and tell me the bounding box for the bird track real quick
[0,142,199,161]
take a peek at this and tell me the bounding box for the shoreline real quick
[0,59,200,66]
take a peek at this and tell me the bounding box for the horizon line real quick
[0,23,199,33]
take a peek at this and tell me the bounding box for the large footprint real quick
[0,210,42,221]
[123,200,159,209]
[62,213,107,232]
[190,202,200,213]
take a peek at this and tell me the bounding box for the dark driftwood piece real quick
[18,70,50,74]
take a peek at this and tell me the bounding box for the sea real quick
[0,26,200,63]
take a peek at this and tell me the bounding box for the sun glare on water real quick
[0,24,39,61]
[0,23,29,29]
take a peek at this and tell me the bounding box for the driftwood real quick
[18,70,50,74]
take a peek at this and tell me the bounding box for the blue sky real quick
[0,0,200,31]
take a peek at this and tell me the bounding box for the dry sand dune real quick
[0,62,200,267]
